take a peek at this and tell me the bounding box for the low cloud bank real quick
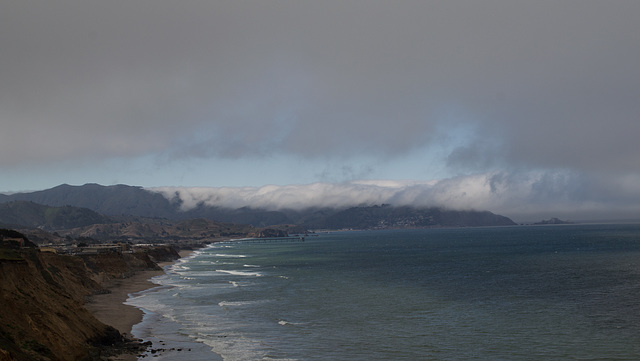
[149,171,640,222]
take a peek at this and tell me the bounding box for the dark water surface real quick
[129,224,640,360]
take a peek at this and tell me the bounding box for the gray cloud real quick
[2,1,639,219]
[3,1,638,169]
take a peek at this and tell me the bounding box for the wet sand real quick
[85,251,194,360]
[85,269,165,337]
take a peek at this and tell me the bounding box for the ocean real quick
[127,224,640,360]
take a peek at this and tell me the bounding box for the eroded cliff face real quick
[0,246,176,360]
[0,249,115,360]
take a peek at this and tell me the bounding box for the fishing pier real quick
[223,236,305,244]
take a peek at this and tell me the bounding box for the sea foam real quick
[214,253,248,258]
[215,269,263,277]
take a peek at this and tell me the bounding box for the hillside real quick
[1,184,517,230]
[0,201,259,244]
[2,184,175,218]
[61,218,256,243]
[0,201,110,230]
[302,205,516,229]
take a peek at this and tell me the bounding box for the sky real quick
[1,1,639,222]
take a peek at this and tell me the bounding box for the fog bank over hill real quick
[2,170,639,223]
[0,184,515,229]
[150,171,640,222]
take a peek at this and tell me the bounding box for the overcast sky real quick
[1,1,639,221]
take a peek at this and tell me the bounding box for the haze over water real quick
[129,224,640,360]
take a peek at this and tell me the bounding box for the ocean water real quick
[127,224,640,360]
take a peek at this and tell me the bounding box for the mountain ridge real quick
[1,183,517,229]
[2,183,175,218]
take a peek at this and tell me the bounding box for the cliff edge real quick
[0,231,178,360]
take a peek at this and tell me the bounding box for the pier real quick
[222,236,305,244]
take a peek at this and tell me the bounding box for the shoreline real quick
[85,250,196,361]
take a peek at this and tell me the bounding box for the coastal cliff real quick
[0,234,178,360]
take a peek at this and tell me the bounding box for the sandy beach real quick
[85,251,193,361]
[85,269,165,338]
